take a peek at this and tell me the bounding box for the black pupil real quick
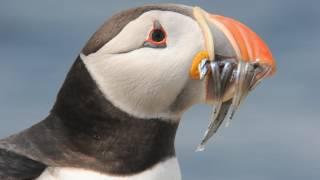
[152,29,165,42]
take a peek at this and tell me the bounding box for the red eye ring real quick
[145,21,167,47]
[147,28,167,45]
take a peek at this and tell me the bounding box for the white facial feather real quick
[37,158,181,180]
[82,10,206,120]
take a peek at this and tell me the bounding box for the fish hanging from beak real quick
[189,7,276,151]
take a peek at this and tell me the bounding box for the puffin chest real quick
[37,158,181,180]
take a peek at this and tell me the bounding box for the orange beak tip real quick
[207,14,276,77]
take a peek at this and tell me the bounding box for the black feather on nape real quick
[0,148,46,180]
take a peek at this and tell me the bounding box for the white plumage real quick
[37,158,181,180]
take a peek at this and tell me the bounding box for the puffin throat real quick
[47,56,179,175]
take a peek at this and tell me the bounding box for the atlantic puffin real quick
[0,4,276,180]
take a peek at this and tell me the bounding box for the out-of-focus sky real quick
[0,0,319,179]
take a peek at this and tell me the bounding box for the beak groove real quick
[193,7,215,61]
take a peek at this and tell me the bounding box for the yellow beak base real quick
[189,50,209,80]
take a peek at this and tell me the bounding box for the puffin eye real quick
[143,21,167,48]
[151,29,166,42]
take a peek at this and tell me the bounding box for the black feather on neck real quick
[3,56,179,175]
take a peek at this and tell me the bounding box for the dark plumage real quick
[0,58,178,179]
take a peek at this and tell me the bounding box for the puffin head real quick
[75,4,275,145]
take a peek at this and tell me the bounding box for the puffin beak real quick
[190,7,277,151]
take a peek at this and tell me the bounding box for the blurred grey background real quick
[0,0,319,179]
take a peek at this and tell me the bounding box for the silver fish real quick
[197,59,271,151]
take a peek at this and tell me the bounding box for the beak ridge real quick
[192,7,276,77]
[207,14,276,75]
